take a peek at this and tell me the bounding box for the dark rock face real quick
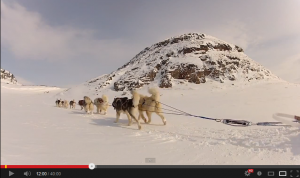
[167,64,206,84]
[88,33,277,91]
[158,75,171,88]
[235,45,244,52]
[178,46,209,54]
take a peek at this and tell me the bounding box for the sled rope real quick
[273,113,300,122]
[137,109,191,116]
[272,113,300,128]
[142,100,296,127]
[107,99,298,127]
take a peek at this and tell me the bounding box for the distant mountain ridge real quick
[82,33,279,92]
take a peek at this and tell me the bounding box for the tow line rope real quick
[139,100,299,127]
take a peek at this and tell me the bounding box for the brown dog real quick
[78,100,86,110]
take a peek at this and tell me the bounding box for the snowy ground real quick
[1,80,300,165]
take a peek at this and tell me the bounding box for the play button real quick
[9,171,14,176]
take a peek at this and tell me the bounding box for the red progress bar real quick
[1,165,89,169]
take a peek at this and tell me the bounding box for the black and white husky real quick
[112,91,141,130]
[55,99,61,107]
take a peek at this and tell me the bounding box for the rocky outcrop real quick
[86,33,278,91]
[1,68,17,84]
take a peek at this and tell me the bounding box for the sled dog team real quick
[55,88,166,130]
[55,99,76,109]
[55,95,109,114]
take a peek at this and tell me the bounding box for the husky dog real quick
[55,99,61,107]
[69,100,76,109]
[59,100,64,107]
[84,96,94,114]
[78,100,86,110]
[63,100,69,108]
[94,95,109,114]
[136,88,166,125]
[112,91,141,130]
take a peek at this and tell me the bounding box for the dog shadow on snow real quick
[69,110,166,130]
[68,110,142,130]
[89,115,166,130]
[69,110,88,115]
[89,117,148,130]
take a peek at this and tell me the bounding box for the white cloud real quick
[1,1,133,62]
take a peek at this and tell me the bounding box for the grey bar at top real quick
[95,165,300,168]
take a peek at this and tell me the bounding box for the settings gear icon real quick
[245,170,251,176]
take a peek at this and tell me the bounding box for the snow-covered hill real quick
[83,33,280,93]
[1,68,19,84]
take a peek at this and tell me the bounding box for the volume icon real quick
[24,171,31,176]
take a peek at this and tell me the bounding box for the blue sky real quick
[1,0,300,87]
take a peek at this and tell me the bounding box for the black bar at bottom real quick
[1,168,299,178]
